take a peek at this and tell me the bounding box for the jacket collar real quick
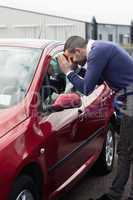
[86,39,95,56]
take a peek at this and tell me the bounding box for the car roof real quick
[0,39,64,49]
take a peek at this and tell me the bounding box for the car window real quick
[40,57,66,106]
[0,47,42,108]
[39,50,87,112]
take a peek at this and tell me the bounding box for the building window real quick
[119,34,123,44]
[124,34,130,44]
[108,34,113,41]
[99,34,102,40]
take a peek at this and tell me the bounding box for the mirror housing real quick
[43,93,82,112]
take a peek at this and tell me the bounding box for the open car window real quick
[40,55,66,107]
[40,50,88,111]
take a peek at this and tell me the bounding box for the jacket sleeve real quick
[67,45,109,95]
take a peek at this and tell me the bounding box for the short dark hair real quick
[64,36,87,53]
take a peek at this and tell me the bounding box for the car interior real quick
[39,52,87,113]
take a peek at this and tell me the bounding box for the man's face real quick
[64,48,87,67]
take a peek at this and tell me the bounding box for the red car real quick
[0,39,116,200]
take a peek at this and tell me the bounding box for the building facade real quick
[0,6,85,41]
[0,6,131,45]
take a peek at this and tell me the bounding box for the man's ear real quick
[75,48,81,53]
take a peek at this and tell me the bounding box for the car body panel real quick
[0,39,114,200]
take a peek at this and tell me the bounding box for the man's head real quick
[64,36,87,66]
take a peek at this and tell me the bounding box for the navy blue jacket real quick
[67,41,133,95]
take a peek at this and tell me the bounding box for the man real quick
[58,36,133,200]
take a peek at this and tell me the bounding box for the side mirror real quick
[43,93,82,112]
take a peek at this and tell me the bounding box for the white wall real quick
[0,6,85,41]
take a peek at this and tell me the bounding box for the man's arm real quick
[67,46,108,95]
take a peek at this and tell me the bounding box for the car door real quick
[37,47,113,193]
[77,83,114,159]
[37,55,88,192]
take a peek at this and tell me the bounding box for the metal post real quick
[91,16,98,40]
[130,20,133,45]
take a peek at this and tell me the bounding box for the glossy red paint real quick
[0,39,115,200]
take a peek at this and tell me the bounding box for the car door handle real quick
[78,109,83,114]
[78,109,84,122]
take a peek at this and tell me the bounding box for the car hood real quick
[0,104,27,138]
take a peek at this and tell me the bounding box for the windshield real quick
[0,46,42,108]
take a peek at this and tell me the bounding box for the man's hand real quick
[58,55,73,74]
